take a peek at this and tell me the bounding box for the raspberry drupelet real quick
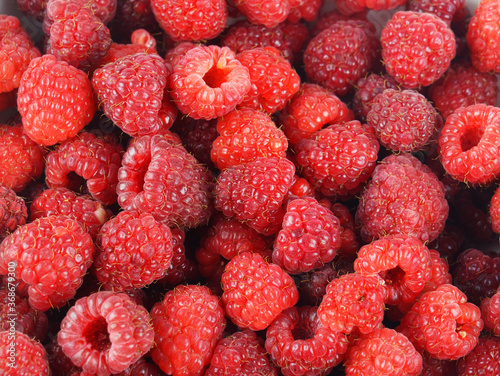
[336,0,406,15]
[457,336,500,375]
[233,0,293,28]
[0,184,27,240]
[408,0,466,25]
[0,330,50,375]
[481,288,500,335]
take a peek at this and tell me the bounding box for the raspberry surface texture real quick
[481,288,500,335]
[233,0,293,28]
[457,336,500,375]
[408,0,465,25]
[0,184,27,240]
[0,330,50,375]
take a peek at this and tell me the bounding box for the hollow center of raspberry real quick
[292,324,315,340]
[83,317,111,352]
[203,65,229,88]
[381,266,405,286]
[66,172,88,194]
[460,127,484,152]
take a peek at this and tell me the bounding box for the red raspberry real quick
[17,55,97,146]
[272,197,342,274]
[233,0,293,28]
[150,0,227,42]
[424,249,453,293]
[303,20,378,96]
[356,153,449,243]
[45,335,81,375]
[265,305,348,376]
[399,284,484,360]
[0,184,27,240]
[294,120,380,200]
[0,15,41,93]
[214,156,295,235]
[481,288,500,335]
[466,0,500,73]
[221,252,299,331]
[0,215,96,311]
[344,328,423,376]
[211,108,288,170]
[150,284,226,376]
[17,0,47,21]
[170,45,251,120]
[428,60,498,120]
[310,9,368,37]
[93,52,176,137]
[438,104,500,185]
[164,41,200,67]
[0,330,50,375]
[408,0,465,25]
[287,0,322,22]
[381,11,456,88]
[298,264,338,306]
[45,132,124,206]
[457,336,500,375]
[117,134,214,229]
[58,291,154,375]
[206,330,279,376]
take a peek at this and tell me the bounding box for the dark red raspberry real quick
[0,90,16,112]
[287,0,322,22]
[356,153,449,243]
[481,288,500,335]
[0,215,96,311]
[298,264,338,306]
[58,291,154,375]
[381,11,456,88]
[438,104,500,185]
[0,330,50,375]
[266,305,348,376]
[211,107,288,170]
[17,0,47,21]
[303,20,378,96]
[408,0,465,25]
[329,202,362,261]
[457,336,500,375]
[17,55,96,146]
[427,224,464,260]
[294,120,380,200]
[233,0,293,28]
[45,132,124,206]
[221,252,299,331]
[0,185,27,240]
[214,156,295,235]
[150,284,226,376]
[45,335,81,375]
[419,352,457,376]
[452,189,494,242]
[117,134,214,229]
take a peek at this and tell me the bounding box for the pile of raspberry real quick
[1,0,500,375]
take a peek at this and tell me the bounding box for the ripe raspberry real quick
[17,55,96,146]
[233,0,293,28]
[278,83,354,145]
[0,15,41,93]
[303,20,378,96]
[381,11,456,88]
[287,0,322,22]
[424,249,453,293]
[211,107,288,170]
[0,185,27,240]
[164,41,200,67]
[170,45,251,120]
[399,284,484,360]
[481,288,500,335]
[45,132,124,206]
[344,328,423,376]
[265,305,348,376]
[0,215,96,311]
[329,202,362,261]
[117,134,214,229]
[93,52,176,137]
[294,120,380,199]
[298,264,338,306]
[438,104,500,185]
[0,330,50,375]
[150,284,226,376]
[419,352,457,376]
[356,153,449,243]
[466,0,500,73]
[214,156,295,235]
[272,197,342,274]
[457,336,500,375]
[17,0,47,21]
[221,252,299,331]
[58,291,154,375]
[408,0,465,25]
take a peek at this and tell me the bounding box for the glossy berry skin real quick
[457,336,500,375]
[298,264,338,306]
[233,0,292,28]
[0,215,95,311]
[150,284,226,376]
[0,330,50,375]
[336,0,406,15]
[17,55,96,146]
[381,11,456,88]
[0,185,27,240]
[58,291,154,375]
[408,0,465,25]
[398,284,484,360]
[221,252,299,331]
[481,289,500,335]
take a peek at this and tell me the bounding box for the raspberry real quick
[457,336,500,375]
[287,0,322,22]
[294,120,380,199]
[381,11,456,88]
[278,83,354,145]
[408,0,466,25]
[0,330,50,375]
[117,134,214,229]
[150,284,226,376]
[17,55,97,146]
[58,291,154,375]
[151,0,227,42]
[164,41,200,67]
[17,0,47,21]
[94,210,174,291]
[214,156,295,235]
[272,197,342,274]
[419,352,457,376]
[108,0,161,42]
[0,184,27,240]
[303,20,378,96]
[481,288,500,335]
[0,15,41,94]
[298,264,338,306]
[398,284,484,360]
[221,252,299,331]
[0,215,96,311]
[169,45,251,120]
[233,0,293,28]
[344,328,423,376]
[93,52,176,137]
[206,330,279,376]
[424,249,453,293]
[211,107,288,170]
[45,132,124,206]
[265,305,348,376]
[428,60,499,120]
[438,104,500,185]
[356,153,449,243]
[466,0,500,73]
[366,88,442,152]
